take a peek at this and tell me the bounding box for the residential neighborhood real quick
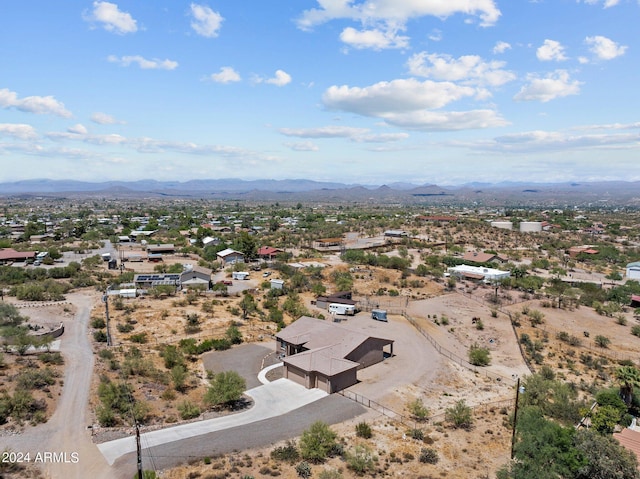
[1,196,640,479]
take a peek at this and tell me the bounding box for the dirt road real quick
[1,291,117,479]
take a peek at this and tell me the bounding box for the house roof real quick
[277,316,392,357]
[463,251,497,263]
[283,346,359,376]
[0,248,36,261]
[217,248,243,258]
[614,428,640,463]
[258,246,282,256]
[627,262,640,268]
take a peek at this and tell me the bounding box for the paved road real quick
[114,394,366,472]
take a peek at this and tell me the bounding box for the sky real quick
[0,1,638,186]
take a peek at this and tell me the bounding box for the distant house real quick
[312,237,343,250]
[417,216,458,223]
[447,264,510,283]
[626,262,640,281]
[217,248,244,266]
[270,279,285,290]
[276,316,394,393]
[180,266,212,289]
[462,252,508,264]
[567,246,599,258]
[129,230,156,240]
[384,230,408,238]
[133,273,181,289]
[146,243,175,254]
[0,248,36,264]
[257,246,283,261]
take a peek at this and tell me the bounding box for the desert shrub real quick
[468,343,491,366]
[595,335,611,348]
[318,469,342,479]
[93,330,108,343]
[419,447,439,464]
[345,445,376,474]
[445,400,473,430]
[271,440,300,463]
[631,325,640,337]
[295,461,312,478]
[299,421,339,463]
[355,421,373,439]
[408,428,424,440]
[90,317,106,328]
[407,397,429,421]
[117,322,134,333]
[128,333,148,344]
[38,351,63,365]
[16,367,57,390]
[98,349,114,360]
[177,400,201,420]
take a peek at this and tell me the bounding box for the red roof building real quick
[257,246,283,259]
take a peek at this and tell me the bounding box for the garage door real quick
[315,374,330,393]
[285,364,307,388]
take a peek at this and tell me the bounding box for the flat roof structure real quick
[447,264,510,282]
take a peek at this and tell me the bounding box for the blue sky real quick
[0,1,638,185]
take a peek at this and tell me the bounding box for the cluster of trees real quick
[499,369,640,478]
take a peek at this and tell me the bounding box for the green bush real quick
[299,421,339,463]
[468,343,491,366]
[93,330,108,343]
[90,317,106,329]
[355,421,373,438]
[445,400,473,430]
[177,400,201,420]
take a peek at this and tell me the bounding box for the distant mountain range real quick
[1,178,639,206]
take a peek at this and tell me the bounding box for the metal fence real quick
[338,389,515,427]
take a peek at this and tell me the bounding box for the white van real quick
[328,303,355,316]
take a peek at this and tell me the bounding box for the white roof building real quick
[447,264,510,283]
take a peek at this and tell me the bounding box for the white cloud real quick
[536,39,567,61]
[85,1,137,34]
[407,52,515,87]
[91,112,123,124]
[108,55,178,70]
[266,70,292,86]
[279,126,369,138]
[284,141,320,151]
[476,128,638,153]
[354,132,409,143]
[68,124,88,135]
[209,66,241,83]
[340,26,409,50]
[190,3,224,38]
[0,123,37,140]
[585,35,627,60]
[428,29,443,42]
[383,109,508,131]
[297,0,501,30]
[514,70,582,102]
[0,88,72,117]
[323,78,476,116]
[493,41,511,54]
[279,125,409,142]
[579,0,620,7]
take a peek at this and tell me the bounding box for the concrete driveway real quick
[98,378,328,465]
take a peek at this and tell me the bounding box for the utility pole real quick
[511,377,522,459]
[103,287,112,346]
[135,422,143,479]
